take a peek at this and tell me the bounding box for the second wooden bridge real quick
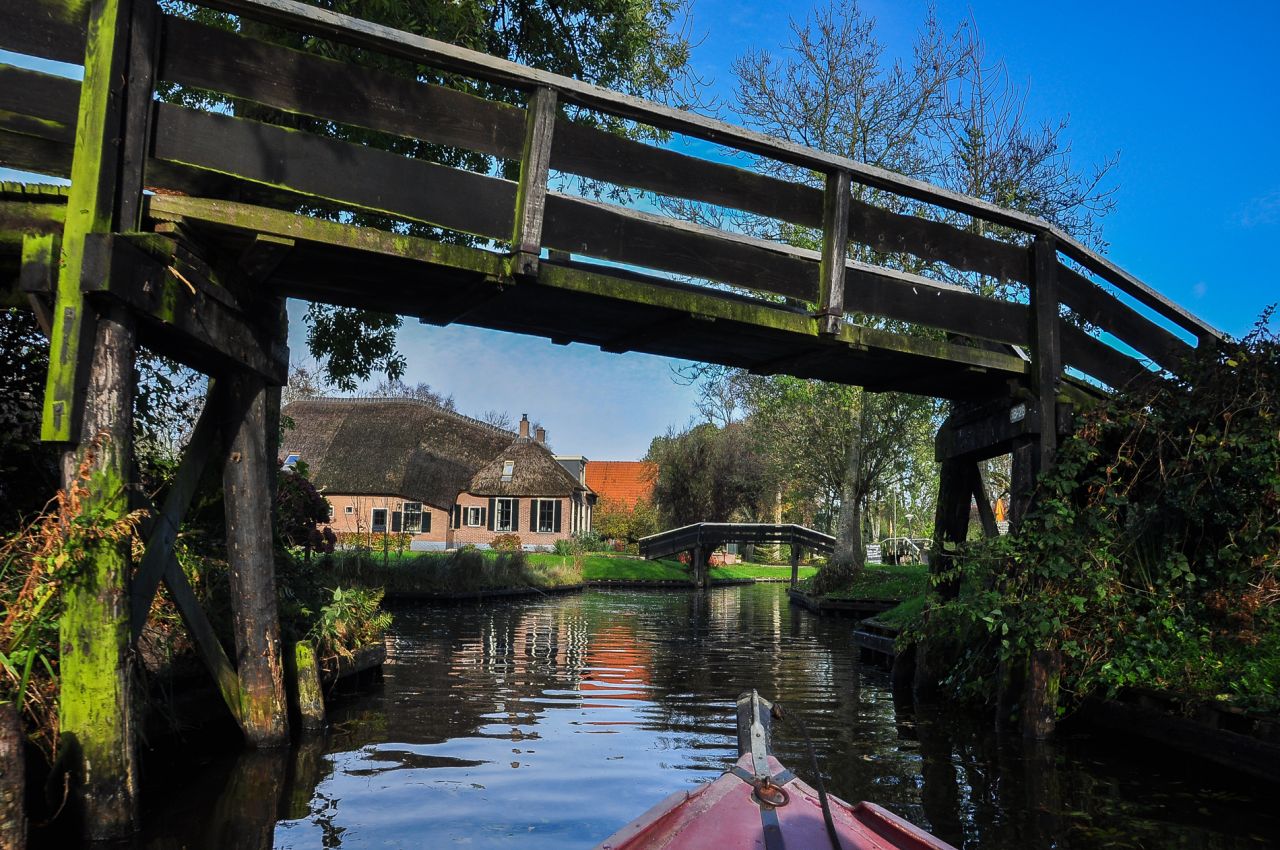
[639,522,836,587]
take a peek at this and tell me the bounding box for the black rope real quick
[773,702,842,850]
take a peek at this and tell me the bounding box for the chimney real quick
[519,413,530,438]
[535,426,546,444]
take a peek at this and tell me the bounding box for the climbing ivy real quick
[913,309,1280,712]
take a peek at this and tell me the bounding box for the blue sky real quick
[8,1,1279,459]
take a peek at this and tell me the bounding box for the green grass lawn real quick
[524,552,818,583]
[330,547,821,590]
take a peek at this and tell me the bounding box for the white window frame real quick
[500,460,515,482]
[402,501,423,533]
[494,497,515,532]
[535,498,555,533]
[344,505,354,515]
[465,506,484,527]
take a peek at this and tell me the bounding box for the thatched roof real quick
[281,398,515,509]
[469,436,588,497]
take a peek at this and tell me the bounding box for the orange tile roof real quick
[586,461,657,508]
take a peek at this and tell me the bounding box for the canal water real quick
[133,585,1277,848]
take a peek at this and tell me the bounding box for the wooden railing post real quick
[1029,233,1061,472]
[510,86,557,278]
[816,170,851,334]
[223,371,290,747]
[789,543,801,588]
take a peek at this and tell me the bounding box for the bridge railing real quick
[639,522,836,561]
[0,0,1220,394]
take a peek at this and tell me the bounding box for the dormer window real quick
[500,460,515,482]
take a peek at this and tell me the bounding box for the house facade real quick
[282,398,595,551]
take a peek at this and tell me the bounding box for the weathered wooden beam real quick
[161,551,244,727]
[1060,320,1155,392]
[1029,235,1062,472]
[790,543,801,588]
[238,233,294,282]
[129,383,225,637]
[58,301,139,838]
[222,371,290,747]
[972,467,999,539]
[287,641,326,734]
[510,87,556,278]
[116,0,159,231]
[80,233,287,384]
[929,457,976,601]
[19,233,57,334]
[42,0,142,444]
[0,703,25,850]
[1056,263,1192,373]
[0,0,89,64]
[816,170,851,334]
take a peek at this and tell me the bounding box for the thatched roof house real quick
[282,397,513,510]
[281,398,595,549]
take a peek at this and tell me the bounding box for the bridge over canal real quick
[0,0,1222,837]
[639,522,836,588]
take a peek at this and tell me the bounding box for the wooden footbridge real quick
[639,522,836,587]
[0,0,1221,837]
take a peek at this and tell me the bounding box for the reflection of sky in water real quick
[128,585,1279,850]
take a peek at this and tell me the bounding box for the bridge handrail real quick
[0,0,1222,398]
[196,0,1221,346]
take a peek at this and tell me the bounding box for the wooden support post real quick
[223,371,290,747]
[130,383,226,636]
[510,86,556,278]
[692,543,706,589]
[1022,649,1062,739]
[972,467,999,539]
[816,170,851,335]
[1029,234,1061,475]
[163,554,244,725]
[789,543,801,588]
[1010,436,1037,530]
[288,641,326,733]
[0,702,25,850]
[929,458,976,601]
[57,303,139,838]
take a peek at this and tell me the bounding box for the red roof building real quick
[585,461,657,508]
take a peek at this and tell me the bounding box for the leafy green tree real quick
[646,422,770,528]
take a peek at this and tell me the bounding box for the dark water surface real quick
[136,585,1277,848]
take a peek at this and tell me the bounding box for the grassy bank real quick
[327,549,582,593]
[326,548,818,592]
[796,562,928,601]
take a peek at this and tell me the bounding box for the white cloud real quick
[1237,190,1280,228]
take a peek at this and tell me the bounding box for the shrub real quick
[491,533,522,551]
[553,537,581,556]
[307,585,393,660]
[275,469,333,554]
[916,312,1280,711]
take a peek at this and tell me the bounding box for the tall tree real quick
[646,422,769,528]
[678,1,1116,589]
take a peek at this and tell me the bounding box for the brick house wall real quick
[325,493,450,549]
[451,492,573,550]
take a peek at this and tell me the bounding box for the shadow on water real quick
[113,585,1276,849]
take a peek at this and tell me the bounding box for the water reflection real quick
[129,586,1276,849]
